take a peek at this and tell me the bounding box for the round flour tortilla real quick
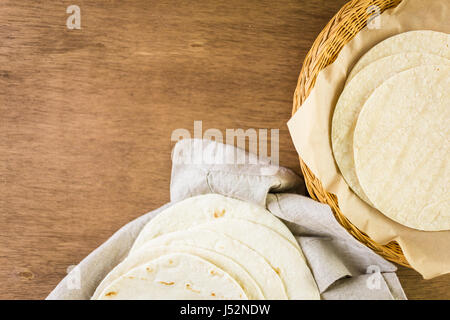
[348,30,450,82]
[354,65,450,231]
[92,244,264,300]
[332,53,450,204]
[136,229,288,299]
[130,194,299,252]
[195,219,319,299]
[97,253,247,300]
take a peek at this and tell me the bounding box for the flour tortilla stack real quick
[92,244,264,300]
[194,219,319,299]
[130,194,299,252]
[353,65,450,231]
[97,253,247,300]
[93,194,320,300]
[332,53,450,204]
[347,30,450,82]
[129,229,288,299]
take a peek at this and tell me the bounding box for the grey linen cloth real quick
[47,139,406,300]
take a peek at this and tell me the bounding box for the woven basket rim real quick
[292,0,410,267]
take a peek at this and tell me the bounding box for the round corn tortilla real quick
[92,244,264,300]
[97,253,247,300]
[347,30,450,82]
[353,65,450,231]
[130,194,299,252]
[136,229,288,299]
[332,53,450,204]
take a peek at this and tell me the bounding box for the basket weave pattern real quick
[292,0,410,267]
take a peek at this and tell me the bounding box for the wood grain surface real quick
[0,0,448,300]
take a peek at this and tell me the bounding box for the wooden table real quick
[1,0,448,300]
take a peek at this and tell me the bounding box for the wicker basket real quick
[292,0,411,267]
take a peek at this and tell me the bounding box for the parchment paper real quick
[47,139,406,300]
[287,0,449,279]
